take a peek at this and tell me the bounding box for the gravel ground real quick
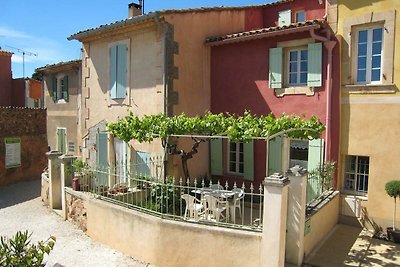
[0,179,154,267]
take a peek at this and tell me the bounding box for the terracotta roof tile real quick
[36,59,81,73]
[206,20,326,44]
[68,0,293,41]
[0,49,13,56]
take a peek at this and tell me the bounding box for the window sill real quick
[345,84,396,94]
[341,191,368,199]
[55,99,68,104]
[275,86,315,97]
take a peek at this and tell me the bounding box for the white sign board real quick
[5,138,21,168]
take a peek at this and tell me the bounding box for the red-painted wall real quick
[11,79,25,107]
[210,1,340,188]
[0,54,13,106]
[245,0,326,30]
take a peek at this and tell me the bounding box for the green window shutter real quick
[278,10,292,26]
[268,136,282,175]
[307,43,322,87]
[97,133,109,185]
[62,76,69,101]
[116,44,127,99]
[57,128,66,154]
[269,47,283,89]
[210,139,223,176]
[110,46,117,99]
[307,139,324,172]
[243,141,254,181]
[51,76,57,101]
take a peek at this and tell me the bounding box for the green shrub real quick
[385,180,400,231]
[385,180,400,198]
[0,231,56,267]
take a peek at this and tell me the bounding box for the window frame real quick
[343,10,395,91]
[272,38,319,97]
[355,26,384,85]
[286,46,308,87]
[343,155,369,195]
[295,10,305,23]
[227,141,244,175]
[51,75,69,103]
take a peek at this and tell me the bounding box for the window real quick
[344,155,369,194]
[356,27,383,84]
[288,48,308,86]
[295,11,305,23]
[269,42,322,90]
[228,142,244,174]
[51,75,69,102]
[278,10,292,27]
[211,139,254,180]
[110,44,128,99]
[289,140,308,169]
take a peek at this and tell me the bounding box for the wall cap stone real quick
[263,173,290,187]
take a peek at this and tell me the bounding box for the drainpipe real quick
[309,28,336,162]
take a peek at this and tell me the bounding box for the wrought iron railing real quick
[78,159,263,232]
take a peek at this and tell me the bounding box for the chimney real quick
[128,2,142,18]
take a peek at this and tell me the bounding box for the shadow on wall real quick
[0,179,40,209]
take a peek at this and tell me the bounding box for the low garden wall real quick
[65,188,89,232]
[41,173,50,206]
[86,198,262,267]
[304,191,340,257]
[0,107,47,186]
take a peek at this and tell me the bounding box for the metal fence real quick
[75,158,264,232]
[306,162,335,207]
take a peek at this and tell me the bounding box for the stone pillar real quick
[261,174,290,267]
[286,172,307,266]
[46,151,63,210]
[59,154,77,220]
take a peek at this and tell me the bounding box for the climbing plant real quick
[107,111,325,179]
[108,111,324,143]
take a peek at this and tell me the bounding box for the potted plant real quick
[385,180,400,243]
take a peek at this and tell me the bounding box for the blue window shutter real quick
[307,43,322,87]
[278,10,292,26]
[110,46,117,99]
[116,44,127,99]
[243,141,254,181]
[136,151,151,177]
[268,136,282,175]
[210,139,223,176]
[269,47,283,89]
[307,139,324,172]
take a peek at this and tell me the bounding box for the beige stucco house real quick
[36,60,82,155]
[67,2,288,180]
[338,0,400,230]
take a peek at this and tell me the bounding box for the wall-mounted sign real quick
[5,138,21,168]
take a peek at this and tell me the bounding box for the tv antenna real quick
[5,45,38,78]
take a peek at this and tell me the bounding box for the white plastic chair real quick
[230,188,245,220]
[204,194,229,222]
[181,194,204,221]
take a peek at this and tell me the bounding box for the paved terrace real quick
[0,179,155,267]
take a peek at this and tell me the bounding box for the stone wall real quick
[0,107,47,186]
[66,190,88,232]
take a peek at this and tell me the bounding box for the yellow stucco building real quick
[338,0,400,230]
